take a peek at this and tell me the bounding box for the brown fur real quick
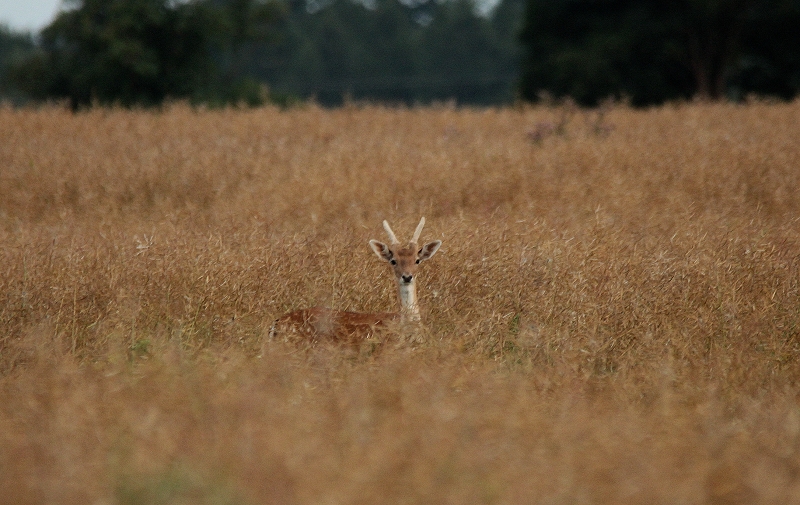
[269,306,399,346]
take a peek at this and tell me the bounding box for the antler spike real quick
[382,220,399,244]
[411,217,426,244]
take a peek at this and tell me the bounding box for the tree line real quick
[0,0,522,108]
[1,0,798,109]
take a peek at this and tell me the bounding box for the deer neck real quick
[397,281,420,322]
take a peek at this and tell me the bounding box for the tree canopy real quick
[9,0,282,109]
[0,25,35,104]
[519,0,800,106]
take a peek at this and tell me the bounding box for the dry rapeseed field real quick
[1,101,800,504]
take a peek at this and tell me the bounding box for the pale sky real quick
[0,0,65,32]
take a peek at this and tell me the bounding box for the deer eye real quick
[415,259,420,264]
[390,259,397,265]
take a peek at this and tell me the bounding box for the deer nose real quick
[401,274,413,283]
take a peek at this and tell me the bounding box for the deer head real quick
[369,217,441,320]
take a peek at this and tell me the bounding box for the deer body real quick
[269,218,441,346]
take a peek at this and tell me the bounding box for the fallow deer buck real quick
[269,217,441,347]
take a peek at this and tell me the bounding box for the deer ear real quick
[418,240,441,262]
[369,240,393,262]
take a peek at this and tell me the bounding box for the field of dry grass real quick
[1,100,800,504]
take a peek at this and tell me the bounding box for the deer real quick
[268,217,442,347]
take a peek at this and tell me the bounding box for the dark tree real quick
[11,0,281,109]
[519,0,800,105]
[0,25,36,103]
[727,0,800,99]
[18,0,221,109]
[520,0,692,105]
[672,0,757,100]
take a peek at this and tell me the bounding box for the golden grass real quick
[2,100,800,504]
